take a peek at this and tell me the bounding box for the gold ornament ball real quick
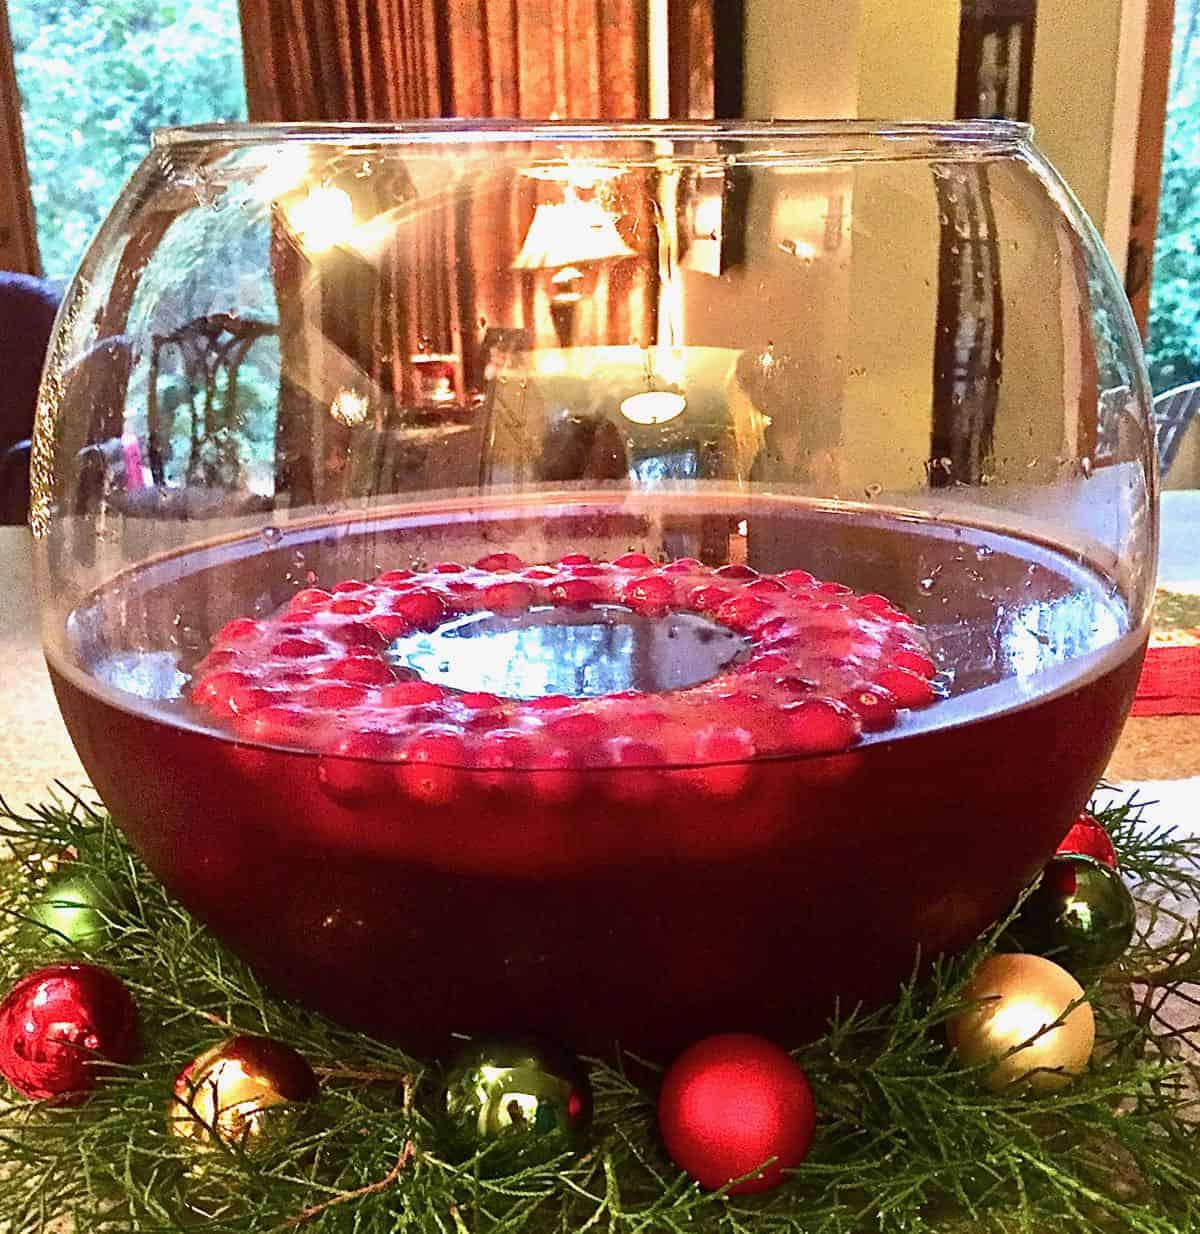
[168,1035,319,1154]
[947,953,1095,1093]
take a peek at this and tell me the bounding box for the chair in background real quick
[146,312,277,491]
[1154,381,1200,484]
[0,272,61,525]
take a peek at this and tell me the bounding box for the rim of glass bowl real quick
[153,117,1033,160]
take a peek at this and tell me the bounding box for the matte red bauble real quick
[658,1033,816,1194]
[0,964,140,1102]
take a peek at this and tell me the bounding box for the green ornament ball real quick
[22,869,119,950]
[1006,854,1136,976]
[443,1040,592,1158]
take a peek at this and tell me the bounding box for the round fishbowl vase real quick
[32,121,1155,1058]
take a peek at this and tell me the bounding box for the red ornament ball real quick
[658,1033,816,1194]
[1056,811,1118,869]
[0,964,140,1103]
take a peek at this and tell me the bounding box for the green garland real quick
[0,790,1198,1234]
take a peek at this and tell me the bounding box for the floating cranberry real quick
[395,729,467,804]
[715,594,776,632]
[306,683,369,710]
[782,698,861,754]
[683,727,756,798]
[550,578,606,607]
[744,577,788,596]
[323,657,396,686]
[891,649,936,678]
[482,581,535,613]
[623,574,673,616]
[688,584,733,614]
[366,614,411,642]
[288,588,333,614]
[380,681,446,707]
[318,731,398,805]
[474,551,525,571]
[841,685,899,731]
[456,692,505,710]
[526,694,575,711]
[216,617,261,642]
[387,589,446,629]
[330,597,372,616]
[271,637,327,659]
[873,666,937,708]
[613,552,655,569]
[234,704,315,746]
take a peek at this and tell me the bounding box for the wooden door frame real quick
[0,0,40,275]
[1126,0,1175,336]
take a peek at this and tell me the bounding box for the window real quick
[1147,0,1200,393]
[9,0,246,282]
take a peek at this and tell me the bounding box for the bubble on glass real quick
[260,526,283,547]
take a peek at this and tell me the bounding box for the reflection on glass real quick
[388,605,748,698]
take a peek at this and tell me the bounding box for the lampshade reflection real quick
[512,189,635,270]
[620,391,687,426]
[286,185,354,253]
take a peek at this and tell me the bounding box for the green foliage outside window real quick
[10,0,246,283]
[1148,1,1200,393]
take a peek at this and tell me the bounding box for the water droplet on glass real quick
[260,526,282,547]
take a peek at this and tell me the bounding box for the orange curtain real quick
[238,0,654,503]
[238,1,648,122]
[0,0,40,275]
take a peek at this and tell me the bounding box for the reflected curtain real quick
[0,0,40,275]
[929,164,1003,488]
[237,0,651,504]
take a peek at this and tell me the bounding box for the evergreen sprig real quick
[0,789,1197,1233]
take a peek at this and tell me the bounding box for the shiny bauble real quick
[169,1035,320,1154]
[1007,854,1135,976]
[443,1039,592,1158]
[947,954,1095,1093]
[1056,811,1118,869]
[21,868,119,949]
[0,963,140,1102]
[658,1033,816,1194]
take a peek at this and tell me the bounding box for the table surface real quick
[2,524,1198,821]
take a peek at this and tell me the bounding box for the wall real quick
[1030,0,1149,265]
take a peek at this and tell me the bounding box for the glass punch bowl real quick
[32,121,1155,1058]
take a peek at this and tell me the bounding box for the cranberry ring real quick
[190,552,940,791]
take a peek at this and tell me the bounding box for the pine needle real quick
[0,791,1196,1233]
